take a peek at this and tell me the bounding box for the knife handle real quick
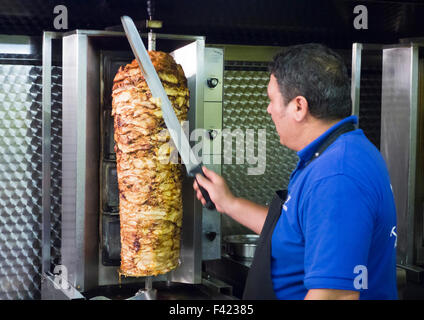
[189,165,216,211]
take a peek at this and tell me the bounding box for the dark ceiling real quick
[0,0,423,48]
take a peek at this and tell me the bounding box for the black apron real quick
[243,122,356,300]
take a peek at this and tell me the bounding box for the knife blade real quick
[121,15,215,210]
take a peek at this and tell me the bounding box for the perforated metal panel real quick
[0,63,62,299]
[221,61,298,236]
[359,65,382,149]
[50,66,62,268]
[346,52,383,150]
[0,64,43,299]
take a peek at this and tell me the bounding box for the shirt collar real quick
[297,115,358,164]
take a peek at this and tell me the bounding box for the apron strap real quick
[242,190,287,300]
[304,122,356,167]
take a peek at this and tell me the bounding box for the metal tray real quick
[223,234,259,260]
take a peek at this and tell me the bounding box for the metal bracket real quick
[126,288,158,300]
[126,277,157,300]
[41,272,85,300]
[146,20,163,29]
[202,273,233,296]
[397,264,424,284]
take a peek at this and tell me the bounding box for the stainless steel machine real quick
[350,42,424,290]
[40,29,228,299]
[380,42,424,273]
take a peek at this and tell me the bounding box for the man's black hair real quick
[269,43,352,121]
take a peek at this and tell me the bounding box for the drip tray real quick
[84,281,236,300]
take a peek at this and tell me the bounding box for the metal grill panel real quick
[359,66,382,149]
[50,66,62,268]
[221,62,298,236]
[0,64,43,299]
[0,62,62,299]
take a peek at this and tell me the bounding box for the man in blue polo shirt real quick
[194,44,397,300]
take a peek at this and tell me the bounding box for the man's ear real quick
[292,96,309,122]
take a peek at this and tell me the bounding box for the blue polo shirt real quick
[271,115,397,300]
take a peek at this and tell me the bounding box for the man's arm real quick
[222,197,268,235]
[304,289,359,300]
[193,166,268,234]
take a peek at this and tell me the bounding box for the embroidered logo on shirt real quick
[283,195,291,212]
[390,226,397,248]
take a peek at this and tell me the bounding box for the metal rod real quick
[147,0,155,20]
[147,0,156,52]
[148,31,156,51]
[166,272,172,287]
[351,43,363,125]
[41,32,52,276]
[63,29,204,41]
[145,276,153,291]
[406,45,419,265]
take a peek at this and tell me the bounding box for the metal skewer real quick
[145,276,153,291]
[148,31,156,51]
[166,272,172,287]
[147,0,156,51]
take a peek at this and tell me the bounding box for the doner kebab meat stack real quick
[111,51,189,277]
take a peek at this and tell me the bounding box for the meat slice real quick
[111,52,189,277]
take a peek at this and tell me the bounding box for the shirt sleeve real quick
[302,174,375,292]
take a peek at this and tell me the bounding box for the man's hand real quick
[193,166,268,234]
[193,166,235,214]
[304,289,359,300]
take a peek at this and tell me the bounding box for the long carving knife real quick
[121,15,215,210]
